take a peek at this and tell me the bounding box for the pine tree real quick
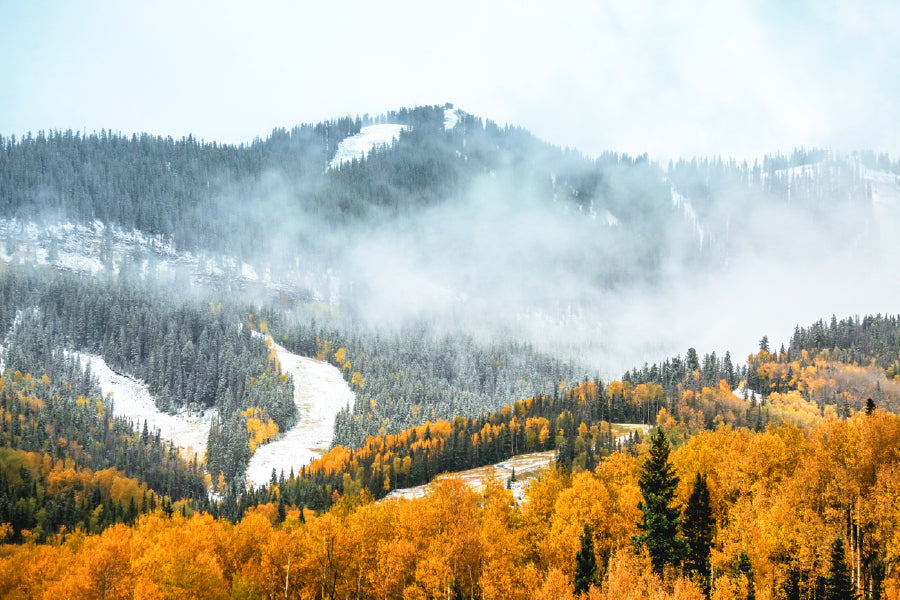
[825,538,854,600]
[574,522,597,595]
[869,557,885,600]
[633,426,688,575]
[683,473,715,592]
[735,551,755,600]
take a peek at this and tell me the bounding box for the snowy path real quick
[71,353,216,460]
[386,424,651,503]
[244,341,355,488]
[385,450,558,503]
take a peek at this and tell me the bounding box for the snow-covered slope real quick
[386,424,649,503]
[670,186,706,248]
[71,352,216,460]
[328,124,407,170]
[384,450,556,503]
[0,218,338,306]
[0,219,180,277]
[244,340,355,488]
[64,340,353,484]
[444,107,461,130]
[862,165,900,246]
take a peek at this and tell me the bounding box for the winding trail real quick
[244,341,355,488]
[71,352,216,461]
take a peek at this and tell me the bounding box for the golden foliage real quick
[241,407,280,452]
[2,413,900,598]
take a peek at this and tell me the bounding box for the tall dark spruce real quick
[574,522,597,594]
[683,472,715,592]
[633,426,688,575]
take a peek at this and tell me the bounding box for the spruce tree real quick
[574,522,597,594]
[869,557,885,600]
[735,551,755,600]
[825,538,854,600]
[633,426,688,575]
[683,473,715,592]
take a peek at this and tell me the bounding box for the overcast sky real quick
[2,0,898,163]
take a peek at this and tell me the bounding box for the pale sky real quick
[2,0,898,163]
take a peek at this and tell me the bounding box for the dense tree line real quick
[0,446,179,544]
[1,410,897,599]
[0,364,206,528]
[260,309,581,447]
[329,330,581,447]
[623,347,744,398]
[0,118,357,254]
[786,313,900,369]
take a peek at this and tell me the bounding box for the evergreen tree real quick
[780,569,801,600]
[686,347,700,374]
[869,557,885,600]
[683,473,715,593]
[825,538,855,600]
[735,551,755,600]
[633,426,688,575]
[574,522,597,595]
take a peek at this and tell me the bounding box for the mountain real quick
[2,105,899,369]
[0,104,899,481]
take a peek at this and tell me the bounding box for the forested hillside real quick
[208,313,900,523]
[1,104,899,598]
[3,105,894,308]
[0,265,294,484]
[266,315,580,447]
[3,407,899,599]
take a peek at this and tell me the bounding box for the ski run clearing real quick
[244,341,355,488]
[385,424,650,503]
[70,352,216,461]
[328,124,407,170]
[70,342,355,489]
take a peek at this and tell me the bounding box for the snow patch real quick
[443,107,461,130]
[670,186,706,248]
[244,340,356,488]
[328,124,407,170]
[70,352,216,460]
[385,450,557,503]
[732,385,765,405]
[386,424,650,503]
[241,263,259,281]
[604,210,620,227]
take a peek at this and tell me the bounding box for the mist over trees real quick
[0,103,898,474]
[2,104,897,381]
[1,103,900,597]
